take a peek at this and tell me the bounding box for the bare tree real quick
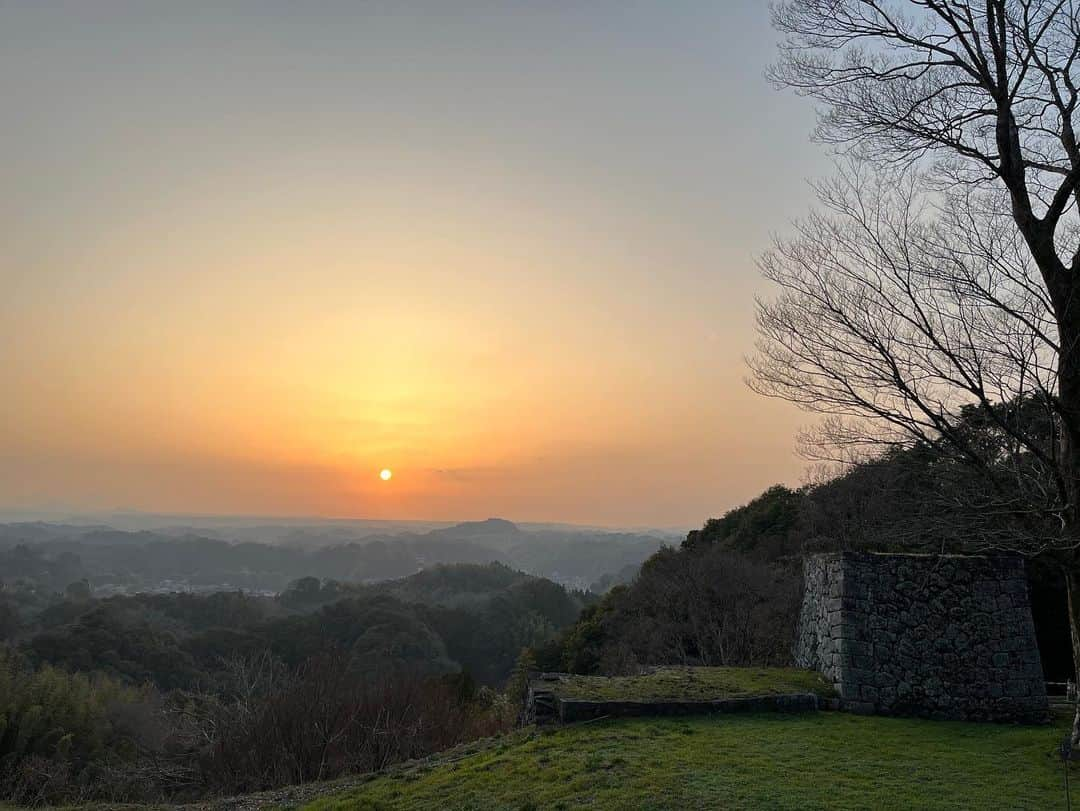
[754,166,1062,539]
[762,0,1080,743]
[573,547,799,672]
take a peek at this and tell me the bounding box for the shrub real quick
[0,647,163,805]
[185,653,514,795]
[559,549,800,674]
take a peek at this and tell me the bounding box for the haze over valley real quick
[0,514,674,596]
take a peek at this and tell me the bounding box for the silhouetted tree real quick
[764,0,1080,744]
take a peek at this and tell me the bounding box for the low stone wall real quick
[794,552,1048,723]
[557,693,819,723]
[525,675,562,725]
[525,673,820,725]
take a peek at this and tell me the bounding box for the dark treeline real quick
[547,406,1072,681]
[3,563,591,690]
[0,563,590,804]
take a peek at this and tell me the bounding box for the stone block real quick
[1005,680,1030,698]
[845,701,876,715]
[794,552,1048,724]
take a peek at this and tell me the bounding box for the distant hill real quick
[0,518,674,595]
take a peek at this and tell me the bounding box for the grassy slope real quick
[305,712,1071,811]
[552,666,835,701]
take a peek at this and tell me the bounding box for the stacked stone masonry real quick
[794,552,1048,723]
[523,673,820,725]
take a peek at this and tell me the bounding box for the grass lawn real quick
[551,665,836,701]
[303,712,1072,811]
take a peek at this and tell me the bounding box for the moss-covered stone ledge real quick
[526,666,836,725]
[556,692,821,723]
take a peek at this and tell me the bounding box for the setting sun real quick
[0,3,822,530]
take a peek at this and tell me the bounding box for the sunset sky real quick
[1,2,831,527]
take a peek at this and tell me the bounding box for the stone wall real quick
[556,693,819,723]
[794,552,1048,723]
[524,673,820,725]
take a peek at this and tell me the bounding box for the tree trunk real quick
[1066,567,1080,750]
[1057,308,1080,748]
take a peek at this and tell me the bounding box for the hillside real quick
[11,563,585,690]
[229,712,1069,810]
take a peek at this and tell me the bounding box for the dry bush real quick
[185,653,513,795]
[563,549,800,674]
[0,646,512,805]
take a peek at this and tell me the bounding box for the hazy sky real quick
[1,2,831,527]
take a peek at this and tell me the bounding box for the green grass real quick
[303,712,1073,811]
[551,666,836,701]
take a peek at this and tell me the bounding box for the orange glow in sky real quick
[0,3,824,527]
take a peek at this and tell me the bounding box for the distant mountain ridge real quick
[0,517,675,594]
